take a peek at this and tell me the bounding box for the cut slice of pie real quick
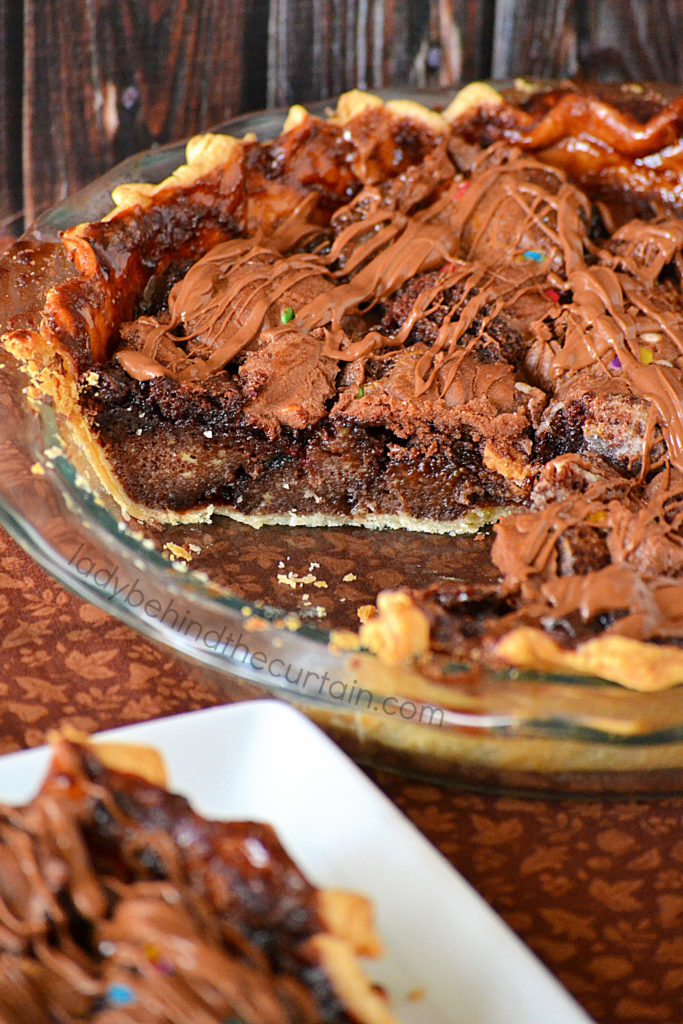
[0,733,395,1023]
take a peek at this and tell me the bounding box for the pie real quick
[0,733,395,1023]
[5,81,683,691]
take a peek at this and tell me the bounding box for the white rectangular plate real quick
[0,700,593,1024]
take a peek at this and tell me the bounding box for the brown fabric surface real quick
[0,522,682,1023]
[0,525,225,749]
[372,771,683,1024]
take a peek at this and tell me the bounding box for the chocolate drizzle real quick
[104,102,683,653]
[0,739,382,1023]
[31,88,683,662]
[487,463,683,642]
[116,188,461,382]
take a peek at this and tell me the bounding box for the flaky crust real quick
[2,87,514,532]
[355,588,683,692]
[105,132,252,218]
[495,628,683,691]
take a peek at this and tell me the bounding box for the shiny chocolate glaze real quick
[0,740,370,1023]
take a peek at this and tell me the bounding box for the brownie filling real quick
[12,85,683,665]
[80,137,586,521]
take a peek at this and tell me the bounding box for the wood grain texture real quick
[411,0,495,90]
[580,1,683,84]
[5,0,683,225]
[0,0,22,226]
[267,0,429,107]
[22,0,247,223]
[491,0,578,80]
[266,0,496,106]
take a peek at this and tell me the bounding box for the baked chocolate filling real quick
[8,84,683,676]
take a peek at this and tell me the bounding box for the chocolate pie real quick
[5,82,683,690]
[0,734,394,1023]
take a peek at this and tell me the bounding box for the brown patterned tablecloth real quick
[2,521,683,1024]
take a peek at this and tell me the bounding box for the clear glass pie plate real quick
[4,87,683,796]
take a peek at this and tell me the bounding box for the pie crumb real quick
[244,616,268,632]
[329,628,363,652]
[163,542,192,561]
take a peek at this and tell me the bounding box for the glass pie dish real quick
[4,86,683,796]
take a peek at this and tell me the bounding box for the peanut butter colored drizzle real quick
[490,466,683,641]
[551,263,683,472]
[0,743,330,1024]
[117,190,462,382]
[113,136,683,481]
[110,109,683,649]
[609,217,683,285]
[418,144,683,644]
[115,151,586,390]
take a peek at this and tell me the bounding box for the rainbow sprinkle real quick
[522,249,544,262]
[609,355,622,371]
[639,346,654,365]
[107,983,136,1007]
[545,288,560,302]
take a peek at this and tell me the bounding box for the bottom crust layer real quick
[210,506,507,534]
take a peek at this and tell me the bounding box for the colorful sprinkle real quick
[154,958,175,975]
[522,249,544,262]
[281,306,295,324]
[609,355,622,371]
[440,261,459,275]
[107,983,136,1007]
[452,180,469,200]
[545,288,560,303]
[639,347,654,365]
[356,385,365,398]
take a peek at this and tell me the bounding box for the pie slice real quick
[0,733,395,1023]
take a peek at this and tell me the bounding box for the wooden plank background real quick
[1,0,682,226]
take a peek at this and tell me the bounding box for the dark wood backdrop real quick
[1,0,683,229]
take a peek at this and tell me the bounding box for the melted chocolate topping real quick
[0,740,364,1023]
[75,93,683,651]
